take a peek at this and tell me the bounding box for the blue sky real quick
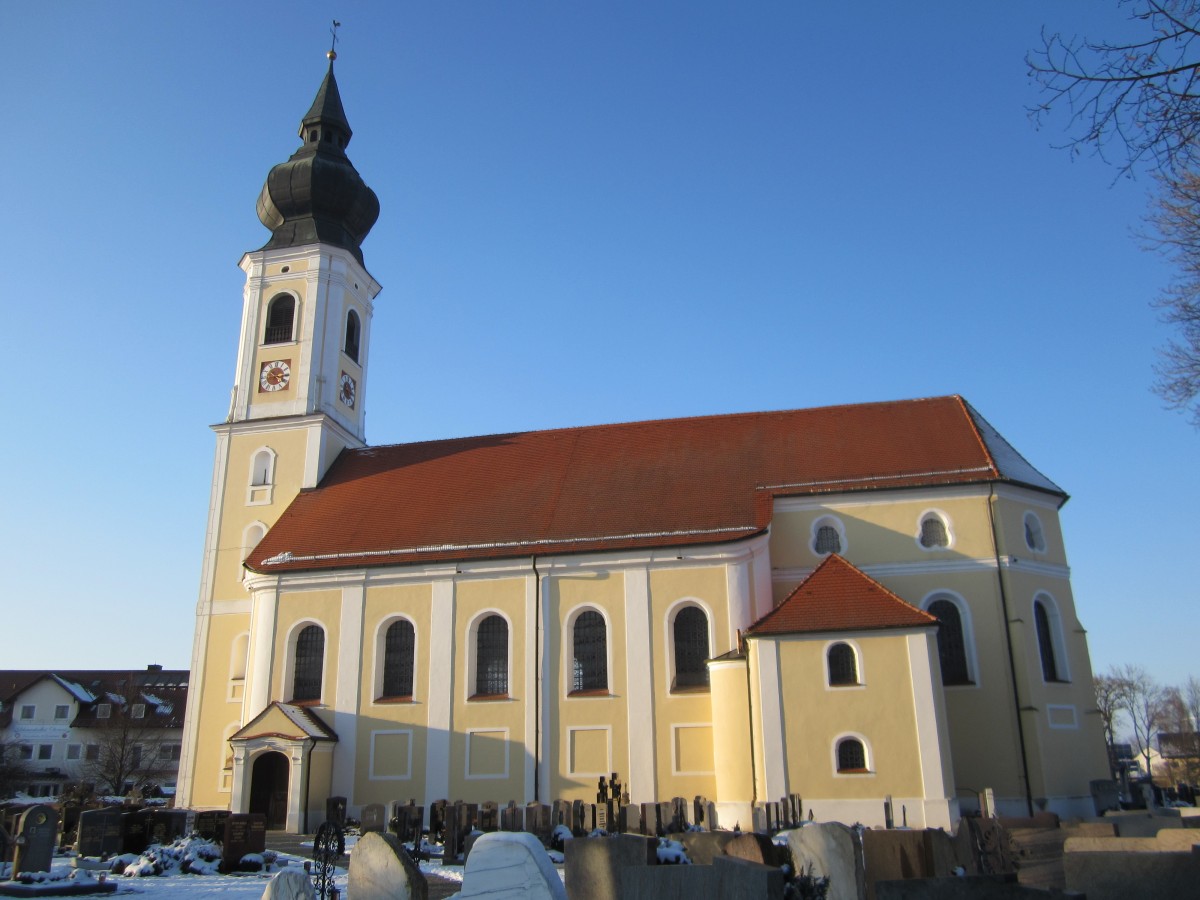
[1,2,1194,689]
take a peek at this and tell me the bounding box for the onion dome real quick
[256,56,379,264]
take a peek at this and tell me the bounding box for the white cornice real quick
[771,556,1070,583]
[210,412,361,446]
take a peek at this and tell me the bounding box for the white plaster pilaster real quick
[527,567,545,802]
[247,585,280,716]
[425,579,455,805]
[623,568,656,802]
[331,583,365,805]
[751,539,773,621]
[757,640,788,800]
[907,632,954,801]
[726,559,753,640]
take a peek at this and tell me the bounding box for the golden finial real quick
[328,20,341,61]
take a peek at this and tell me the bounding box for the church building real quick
[176,57,1110,833]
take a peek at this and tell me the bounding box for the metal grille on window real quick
[837,738,866,772]
[815,524,841,554]
[920,515,949,548]
[1035,602,1059,682]
[382,619,415,698]
[475,615,509,696]
[929,599,971,685]
[265,296,295,344]
[827,642,858,686]
[673,606,710,689]
[293,625,324,702]
[572,611,608,692]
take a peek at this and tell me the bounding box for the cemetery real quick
[1,777,1199,898]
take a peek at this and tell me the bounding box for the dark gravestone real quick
[526,802,551,845]
[222,813,267,871]
[429,800,448,843]
[724,832,783,867]
[193,810,230,842]
[76,808,124,858]
[479,801,498,833]
[13,805,58,876]
[361,803,386,833]
[391,801,424,844]
[671,797,689,832]
[443,803,466,862]
[147,809,189,845]
[565,834,658,900]
[500,801,523,832]
[638,803,655,836]
[656,802,674,836]
[326,796,347,828]
[122,809,150,854]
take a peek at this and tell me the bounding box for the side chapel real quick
[177,57,1110,832]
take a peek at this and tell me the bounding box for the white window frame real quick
[54,705,69,720]
[663,598,715,695]
[96,703,111,719]
[562,604,613,699]
[283,618,329,705]
[67,744,81,761]
[372,614,420,703]
[915,509,954,551]
[1033,592,1071,683]
[824,638,866,690]
[20,705,34,720]
[919,590,980,689]
[247,449,277,505]
[131,703,146,719]
[810,514,847,557]
[465,609,513,702]
[832,732,874,776]
[1023,511,1047,553]
[262,292,299,346]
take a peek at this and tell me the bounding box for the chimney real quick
[147,664,163,672]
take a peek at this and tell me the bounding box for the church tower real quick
[177,53,380,810]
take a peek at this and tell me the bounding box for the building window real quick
[250,449,275,487]
[292,624,325,702]
[264,294,296,344]
[159,743,182,761]
[1034,596,1068,683]
[474,615,509,698]
[836,737,869,773]
[571,610,608,693]
[54,705,69,720]
[918,512,950,549]
[132,703,146,719]
[827,642,859,686]
[18,745,32,761]
[672,606,710,691]
[67,744,81,761]
[811,515,845,556]
[37,745,52,761]
[85,744,100,762]
[344,309,361,362]
[96,703,111,719]
[1024,512,1047,552]
[131,745,142,768]
[382,619,416,699]
[20,705,34,720]
[927,598,972,685]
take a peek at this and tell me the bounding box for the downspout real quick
[302,737,315,833]
[532,555,541,802]
[988,485,1035,817]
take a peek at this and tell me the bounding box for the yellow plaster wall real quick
[546,570,629,799]
[353,583,436,801]
[772,633,925,799]
[188,610,252,808]
[647,566,727,801]
[272,590,342,706]
[449,577,526,800]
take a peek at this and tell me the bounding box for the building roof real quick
[248,394,1063,575]
[745,554,937,636]
[231,702,338,742]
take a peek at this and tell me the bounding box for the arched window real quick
[250,450,274,486]
[242,522,266,564]
[571,610,608,693]
[928,599,972,685]
[475,615,509,697]
[381,619,415,699]
[1024,512,1047,552]
[229,633,249,682]
[827,642,859,686]
[292,625,324,702]
[264,295,296,344]
[344,309,361,362]
[1034,597,1067,683]
[812,515,844,555]
[918,512,950,549]
[672,606,710,690]
[836,737,868,773]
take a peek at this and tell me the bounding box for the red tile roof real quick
[746,554,937,636]
[248,395,1062,574]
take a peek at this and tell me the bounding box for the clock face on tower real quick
[259,360,292,392]
[339,371,357,409]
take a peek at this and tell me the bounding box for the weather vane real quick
[328,20,341,61]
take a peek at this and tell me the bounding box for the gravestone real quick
[222,813,267,871]
[76,807,124,858]
[122,809,150,854]
[500,801,523,832]
[12,805,58,876]
[326,796,347,828]
[565,834,657,900]
[347,831,428,900]
[479,801,498,833]
[391,801,424,844]
[148,808,189,845]
[428,800,448,843]
[262,868,319,900]
[723,832,782,867]
[361,803,387,833]
[194,809,231,841]
[526,802,551,845]
[784,823,867,900]
[458,832,566,900]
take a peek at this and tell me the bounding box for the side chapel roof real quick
[745,554,937,636]
[248,395,1063,574]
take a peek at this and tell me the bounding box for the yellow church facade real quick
[176,60,1109,833]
